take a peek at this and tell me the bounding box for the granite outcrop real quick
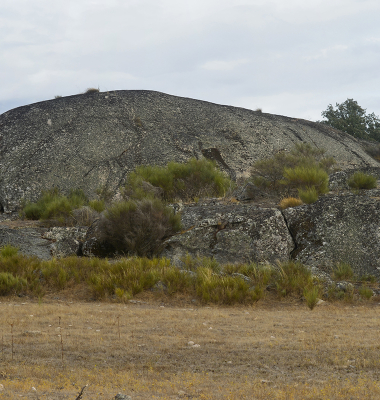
[0,90,378,212]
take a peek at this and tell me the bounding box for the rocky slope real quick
[0,90,378,212]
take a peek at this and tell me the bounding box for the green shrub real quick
[283,166,329,194]
[89,199,105,213]
[359,286,374,300]
[125,158,233,202]
[23,188,88,224]
[298,186,319,204]
[275,261,315,298]
[0,244,19,258]
[332,262,354,281]
[347,172,377,190]
[98,198,182,257]
[0,272,27,295]
[360,274,376,283]
[251,143,334,194]
[304,286,321,310]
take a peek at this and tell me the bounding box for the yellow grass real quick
[0,295,380,399]
[279,197,303,210]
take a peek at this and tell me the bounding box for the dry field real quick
[1,294,380,400]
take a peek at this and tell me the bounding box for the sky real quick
[1,0,380,121]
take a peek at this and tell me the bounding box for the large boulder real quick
[0,90,378,212]
[162,200,295,265]
[283,191,380,278]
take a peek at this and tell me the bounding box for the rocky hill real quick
[0,90,378,212]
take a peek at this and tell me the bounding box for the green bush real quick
[0,272,27,295]
[347,171,377,190]
[124,158,233,202]
[251,143,334,195]
[304,286,321,310]
[332,262,354,281]
[275,261,315,298]
[359,286,374,300]
[23,188,89,224]
[283,166,329,194]
[298,186,319,204]
[360,274,376,283]
[98,198,182,257]
[0,244,19,258]
[89,199,105,213]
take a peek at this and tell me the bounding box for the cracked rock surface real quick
[283,190,380,278]
[162,200,295,265]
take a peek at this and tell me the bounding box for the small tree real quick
[320,99,380,141]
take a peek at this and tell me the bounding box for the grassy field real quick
[0,293,380,399]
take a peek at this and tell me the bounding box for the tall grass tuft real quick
[332,262,354,281]
[279,197,303,209]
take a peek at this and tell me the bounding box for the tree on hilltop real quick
[320,98,380,142]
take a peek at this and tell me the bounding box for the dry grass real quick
[1,295,380,399]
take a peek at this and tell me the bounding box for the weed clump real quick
[332,262,354,281]
[347,171,377,190]
[359,286,374,300]
[298,186,319,204]
[124,158,233,202]
[279,197,303,209]
[303,286,320,310]
[274,260,318,298]
[98,198,182,257]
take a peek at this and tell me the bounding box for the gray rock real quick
[114,394,132,400]
[43,227,88,258]
[0,226,51,260]
[0,90,378,212]
[336,281,354,292]
[234,182,265,201]
[163,201,294,265]
[283,193,380,277]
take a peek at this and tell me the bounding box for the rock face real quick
[0,225,51,260]
[0,90,378,212]
[162,201,295,265]
[283,191,380,278]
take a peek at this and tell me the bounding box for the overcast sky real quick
[1,0,379,121]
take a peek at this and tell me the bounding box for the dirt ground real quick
[0,294,380,399]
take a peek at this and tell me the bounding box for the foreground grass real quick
[1,299,380,399]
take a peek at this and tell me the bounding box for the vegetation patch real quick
[98,198,182,257]
[279,197,303,209]
[251,143,334,202]
[347,171,377,190]
[124,157,233,202]
[332,262,354,281]
[0,247,377,307]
